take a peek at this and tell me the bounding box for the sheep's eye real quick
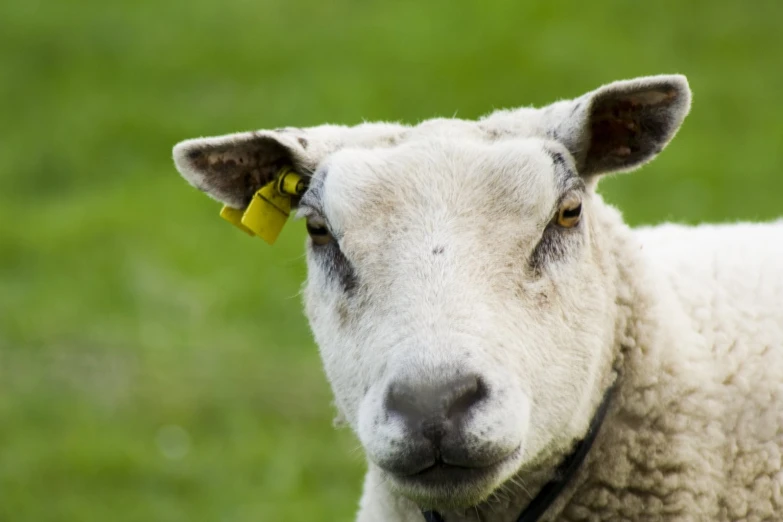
[306,218,333,246]
[556,198,582,228]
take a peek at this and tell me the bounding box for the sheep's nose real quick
[385,375,486,443]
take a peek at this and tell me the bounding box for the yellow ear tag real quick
[219,206,255,236]
[219,168,306,245]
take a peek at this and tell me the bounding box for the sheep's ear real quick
[550,75,692,177]
[172,130,311,209]
[173,123,408,208]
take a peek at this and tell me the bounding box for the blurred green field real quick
[0,0,781,520]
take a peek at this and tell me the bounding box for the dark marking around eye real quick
[336,258,358,294]
[528,225,582,275]
[300,166,354,292]
[313,242,358,294]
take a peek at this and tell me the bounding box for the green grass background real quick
[1,0,781,520]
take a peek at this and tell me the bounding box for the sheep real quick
[172,74,783,522]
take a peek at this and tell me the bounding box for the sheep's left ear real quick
[550,75,692,177]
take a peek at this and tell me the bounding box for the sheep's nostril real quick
[446,376,485,419]
[385,375,486,442]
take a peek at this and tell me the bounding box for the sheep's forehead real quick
[316,137,565,241]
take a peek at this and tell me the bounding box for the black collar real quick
[421,384,615,522]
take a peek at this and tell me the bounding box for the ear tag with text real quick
[219,167,306,245]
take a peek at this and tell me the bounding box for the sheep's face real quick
[173,75,691,511]
[301,137,617,507]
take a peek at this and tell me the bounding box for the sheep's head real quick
[173,75,691,510]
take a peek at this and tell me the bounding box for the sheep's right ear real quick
[173,123,409,208]
[173,130,310,209]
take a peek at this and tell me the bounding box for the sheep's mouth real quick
[385,446,522,508]
[404,460,497,485]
